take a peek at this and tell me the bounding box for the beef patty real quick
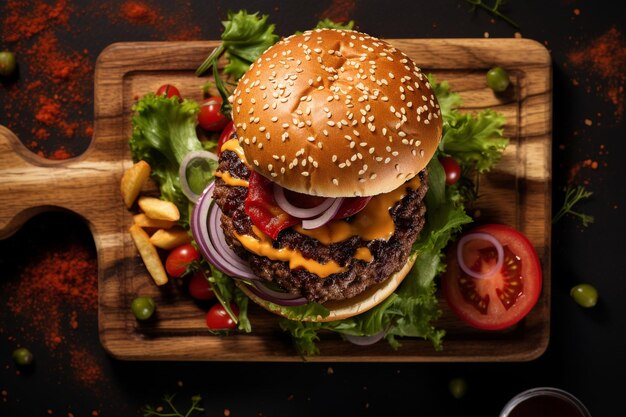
[212,149,429,304]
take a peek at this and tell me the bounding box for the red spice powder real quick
[5,243,97,350]
[1,0,70,42]
[121,0,159,25]
[568,27,626,120]
[69,348,104,387]
[100,0,202,41]
[1,1,93,159]
[319,0,357,23]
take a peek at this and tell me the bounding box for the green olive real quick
[131,296,156,320]
[486,66,510,92]
[12,347,34,366]
[0,51,17,77]
[449,377,467,399]
[570,283,598,308]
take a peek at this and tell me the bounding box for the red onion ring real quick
[273,183,336,219]
[302,197,344,229]
[456,232,504,279]
[179,150,218,203]
[191,182,258,281]
[342,329,388,346]
[246,281,308,306]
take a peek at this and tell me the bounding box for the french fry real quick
[133,213,176,229]
[138,196,180,221]
[129,224,168,286]
[120,160,151,208]
[149,227,192,250]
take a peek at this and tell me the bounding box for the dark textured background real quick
[1,1,625,416]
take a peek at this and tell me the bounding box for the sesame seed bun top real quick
[231,29,442,197]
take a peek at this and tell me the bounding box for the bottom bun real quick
[236,254,417,323]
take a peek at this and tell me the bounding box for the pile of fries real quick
[121,161,191,285]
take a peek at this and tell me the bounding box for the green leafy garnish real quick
[465,0,520,29]
[196,10,280,79]
[129,94,217,226]
[553,185,594,227]
[142,394,204,417]
[314,18,355,30]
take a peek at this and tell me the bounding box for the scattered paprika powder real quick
[568,27,626,121]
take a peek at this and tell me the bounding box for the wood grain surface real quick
[0,39,552,361]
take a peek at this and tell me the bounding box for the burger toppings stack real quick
[207,29,443,320]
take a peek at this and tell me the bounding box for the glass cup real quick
[499,387,592,417]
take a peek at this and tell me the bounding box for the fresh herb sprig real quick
[553,185,594,227]
[195,10,279,79]
[466,0,520,29]
[142,394,204,417]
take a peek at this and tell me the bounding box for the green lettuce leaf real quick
[441,109,509,173]
[196,10,280,79]
[129,94,217,226]
[314,18,355,30]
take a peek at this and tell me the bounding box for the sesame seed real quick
[332,178,339,186]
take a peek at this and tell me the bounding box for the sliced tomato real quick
[334,196,372,219]
[441,224,542,330]
[244,171,299,239]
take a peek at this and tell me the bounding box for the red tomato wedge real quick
[441,224,542,330]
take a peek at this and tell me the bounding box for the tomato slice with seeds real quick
[441,224,542,330]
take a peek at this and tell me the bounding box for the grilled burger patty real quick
[213,149,429,304]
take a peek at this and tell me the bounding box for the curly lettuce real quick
[129,93,217,226]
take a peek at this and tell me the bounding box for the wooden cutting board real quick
[0,39,552,361]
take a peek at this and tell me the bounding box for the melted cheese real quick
[215,171,249,187]
[235,226,347,278]
[293,175,421,244]
[220,138,249,166]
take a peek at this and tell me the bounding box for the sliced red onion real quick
[191,182,258,281]
[342,329,387,346]
[273,183,336,219]
[179,150,218,203]
[246,281,308,306]
[302,197,344,229]
[457,232,504,280]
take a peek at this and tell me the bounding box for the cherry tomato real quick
[206,302,239,330]
[198,97,229,131]
[165,244,199,278]
[441,224,542,330]
[439,156,461,186]
[188,271,215,301]
[156,84,181,99]
[217,120,236,155]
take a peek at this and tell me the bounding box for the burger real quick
[205,29,442,322]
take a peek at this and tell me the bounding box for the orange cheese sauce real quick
[235,226,348,278]
[215,171,249,187]
[293,175,421,245]
[220,138,249,166]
